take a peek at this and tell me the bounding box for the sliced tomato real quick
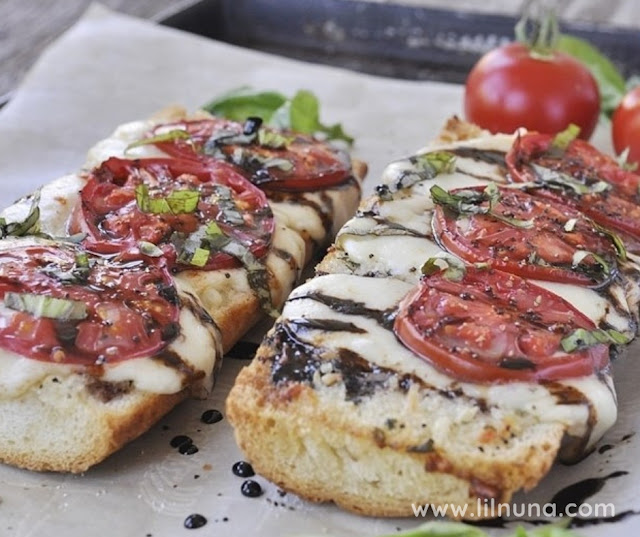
[394,267,609,383]
[0,244,179,365]
[506,132,640,248]
[433,185,618,288]
[72,157,274,272]
[150,118,352,192]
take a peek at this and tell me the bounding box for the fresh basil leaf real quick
[202,87,287,122]
[203,87,354,145]
[378,521,488,537]
[125,129,191,151]
[289,90,320,134]
[557,34,626,117]
[4,292,87,321]
[289,90,354,144]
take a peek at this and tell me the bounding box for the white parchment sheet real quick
[0,5,637,537]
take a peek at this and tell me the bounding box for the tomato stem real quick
[514,0,560,57]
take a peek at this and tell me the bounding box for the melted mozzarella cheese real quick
[85,119,169,168]
[283,273,617,451]
[0,174,86,237]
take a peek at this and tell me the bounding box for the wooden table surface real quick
[0,0,198,103]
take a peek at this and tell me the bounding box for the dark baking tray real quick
[161,0,640,84]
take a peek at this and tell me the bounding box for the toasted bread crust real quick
[0,374,187,473]
[227,351,564,519]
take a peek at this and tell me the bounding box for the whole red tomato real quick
[612,86,640,165]
[464,42,600,139]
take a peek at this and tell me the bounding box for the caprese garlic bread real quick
[227,122,639,519]
[0,100,364,473]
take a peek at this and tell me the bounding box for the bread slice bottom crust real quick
[227,352,566,520]
[0,374,187,474]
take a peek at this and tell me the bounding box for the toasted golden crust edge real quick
[227,355,564,520]
[0,376,187,474]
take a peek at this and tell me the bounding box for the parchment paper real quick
[0,5,637,537]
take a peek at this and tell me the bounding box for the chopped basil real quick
[75,252,89,268]
[530,164,610,195]
[257,128,291,149]
[125,129,191,151]
[4,292,87,321]
[190,247,210,267]
[206,221,223,236]
[0,191,41,239]
[561,327,630,352]
[377,151,456,201]
[430,184,534,229]
[571,250,610,275]
[551,124,580,150]
[209,184,245,225]
[616,147,639,172]
[138,241,164,257]
[135,184,200,215]
[593,222,627,261]
[228,146,294,174]
[421,255,466,282]
[42,251,92,284]
[178,223,277,317]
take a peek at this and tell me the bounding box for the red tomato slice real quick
[506,132,640,248]
[0,245,179,365]
[72,157,274,272]
[150,118,352,192]
[394,267,609,383]
[433,185,618,288]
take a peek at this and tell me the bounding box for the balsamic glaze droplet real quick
[232,461,255,478]
[551,471,628,513]
[184,514,207,529]
[243,116,263,136]
[180,443,199,455]
[170,435,192,448]
[201,409,223,424]
[241,479,263,498]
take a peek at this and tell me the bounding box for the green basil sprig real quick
[203,87,354,145]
